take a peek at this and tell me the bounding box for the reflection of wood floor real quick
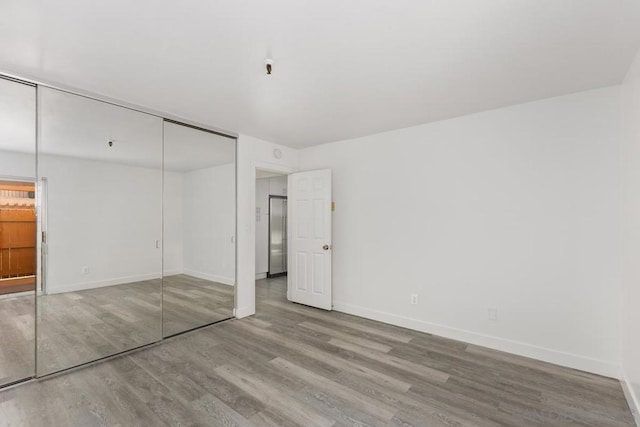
[0,293,34,386]
[0,274,234,380]
[0,277,634,426]
[37,279,162,376]
[0,276,35,295]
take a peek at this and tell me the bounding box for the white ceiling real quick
[1,0,639,148]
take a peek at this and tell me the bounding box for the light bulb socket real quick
[264,58,274,75]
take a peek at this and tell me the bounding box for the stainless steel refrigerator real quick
[268,196,287,277]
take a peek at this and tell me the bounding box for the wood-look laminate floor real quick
[0,277,635,426]
[162,274,234,337]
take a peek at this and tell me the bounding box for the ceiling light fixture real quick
[264,58,273,75]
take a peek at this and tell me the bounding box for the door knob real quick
[323,244,330,250]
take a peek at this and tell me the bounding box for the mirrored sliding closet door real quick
[36,87,163,375]
[162,121,236,337]
[0,75,236,384]
[0,77,36,386]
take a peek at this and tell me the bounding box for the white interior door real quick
[287,169,332,310]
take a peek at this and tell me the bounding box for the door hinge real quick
[331,201,335,211]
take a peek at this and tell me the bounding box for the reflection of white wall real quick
[255,176,287,277]
[40,154,163,294]
[163,171,184,275]
[41,156,235,292]
[0,149,235,292]
[0,149,34,178]
[183,163,236,285]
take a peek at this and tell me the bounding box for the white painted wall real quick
[255,178,269,276]
[299,87,623,377]
[621,47,640,422]
[182,163,236,285]
[268,175,287,197]
[255,175,288,277]
[236,134,299,318]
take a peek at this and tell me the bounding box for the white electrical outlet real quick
[488,308,498,321]
[81,266,89,275]
[411,294,418,305]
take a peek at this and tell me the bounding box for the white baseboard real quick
[621,371,640,426]
[333,301,619,378]
[255,273,267,280]
[163,269,184,277]
[183,269,235,286]
[235,305,254,318]
[47,272,162,294]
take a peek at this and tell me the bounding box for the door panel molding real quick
[287,169,332,310]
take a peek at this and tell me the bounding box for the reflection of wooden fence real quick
[0,208,36,279]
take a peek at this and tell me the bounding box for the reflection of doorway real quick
[0,180,36,295]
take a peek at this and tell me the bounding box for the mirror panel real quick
[162,121,235,337]
[36,87,163,375]
[0,77,36,386]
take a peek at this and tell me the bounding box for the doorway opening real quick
[0,179,37,296]
[255,169,289,309]
[267,195,287,278]
[251,166,333,314]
